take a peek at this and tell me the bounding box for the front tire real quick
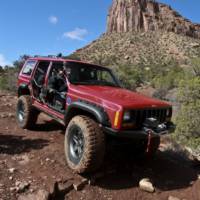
[65,116,105,173]
[16,95,39,129]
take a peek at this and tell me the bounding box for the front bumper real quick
[103,122,176,139]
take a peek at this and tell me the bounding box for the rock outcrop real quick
[107,0,200,39]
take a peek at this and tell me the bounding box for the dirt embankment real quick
[0,91,200,200]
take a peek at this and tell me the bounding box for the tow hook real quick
[146,129,153,154]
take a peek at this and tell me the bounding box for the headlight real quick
[123,111,131,121]
[122,111,135,128]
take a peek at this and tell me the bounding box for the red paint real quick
[18,57,172,130]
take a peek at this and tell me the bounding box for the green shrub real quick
[152,65,185,91]
[0,68,18,92]
[178,77,200,104]
[0,76,8,90]
[174,77,200,152]
[114,61,185,92]
[192,57,200,76]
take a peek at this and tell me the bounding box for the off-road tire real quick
[65,115,105,173]
[16,95,39,129]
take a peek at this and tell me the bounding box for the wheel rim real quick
[68,125,85,164]
[17,100,25,122]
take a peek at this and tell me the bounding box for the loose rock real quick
[124,55,130,60]
[18,155,30,165]
[10,187,16,192]
[45,158,50,162]
[88,178,96,186]
[8,168,16,173]
[8,113,15,118]
[168,196,180,200]
[1,114,6,118]
[73,179,88,191]
[15,181,30,193]
[57,181,73,194]
[139,178,155,193]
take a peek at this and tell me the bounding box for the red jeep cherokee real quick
[16,57,175,173]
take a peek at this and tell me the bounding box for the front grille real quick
[131,107,170,129]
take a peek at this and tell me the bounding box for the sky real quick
[0,0,200,66]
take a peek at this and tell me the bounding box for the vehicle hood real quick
[70,85,170,109]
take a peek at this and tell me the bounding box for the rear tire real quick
[16,95,39,129]
[65,115,105,173]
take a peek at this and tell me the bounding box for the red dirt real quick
[0,91,199,200]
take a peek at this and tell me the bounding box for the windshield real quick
[64,62,121,87]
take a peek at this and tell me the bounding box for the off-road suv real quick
[16,57,175,173]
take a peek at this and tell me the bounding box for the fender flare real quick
[64,100,111,127]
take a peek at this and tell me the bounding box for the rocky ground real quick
[0,91,200,200]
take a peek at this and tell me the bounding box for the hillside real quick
[71,31,200,68]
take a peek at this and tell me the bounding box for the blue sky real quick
[0,0,200,66]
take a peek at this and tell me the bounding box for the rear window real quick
[22,60,36,76]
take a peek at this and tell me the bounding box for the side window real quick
[22,61,36,76]
[97,70,113,83]
[33,61,50,85]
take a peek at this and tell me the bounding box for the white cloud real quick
[0,54,10,67]
[63,28,88,41]
[49,16,58,24]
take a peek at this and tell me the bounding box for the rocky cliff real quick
[107,0,200,39]
[70,0,200,68]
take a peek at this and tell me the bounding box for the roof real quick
[29,57,96,65]
[28,57,109,70]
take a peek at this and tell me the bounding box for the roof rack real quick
[34,55,63,58]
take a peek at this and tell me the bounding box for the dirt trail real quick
[0,91,200,200]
